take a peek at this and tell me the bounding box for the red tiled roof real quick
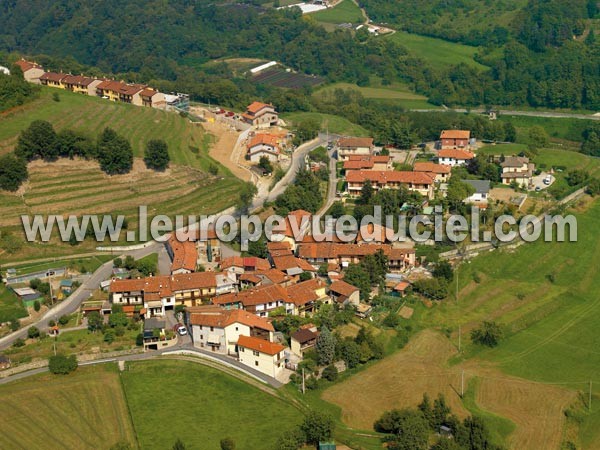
[248,134,280,150]
[189,308,274,331]
[413,162,451,174]
[291,327,318,344]
[168,235,197,273]
[220,256,271,271]
[171,272,217,291]
[298,242,415,260]
[440,130,471,140]
[287,278,325,306]
[438,149,474,160]
[346,170,435,185]
[237,335,284,356]
[338,137,374,148]
[394,281,410,291]
[344,155,390,170]
[246,101,274,114]
[140,88,159,98]
[212,283,289,307]
[329,280,359,297]
[62,74,99,87]
[40,72,68,83]
[256,268,290,285]
[14,59,43,72]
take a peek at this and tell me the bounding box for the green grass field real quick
[282,111,370,137]
[121,360,302,450]
[0,364,136,450]
[0,87,218,171]
[0,283,27,323]
[498,115,596,146]
[0,87,243,260]
[310,0,364,24]
[7,255,113,276]
[385,31,487,71]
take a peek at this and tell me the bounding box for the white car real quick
[176,325,188,336]
[543,176,551,185]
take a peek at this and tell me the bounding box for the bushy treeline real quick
[374,393,505,450]
[0,69,39,112]
[2,0,599,110]
[0,120,172,192]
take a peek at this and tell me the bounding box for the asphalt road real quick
[410,108,600,121]
[0,244,162,351]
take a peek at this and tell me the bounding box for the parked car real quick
[173,324,188,336]
[543,176,551,185]
[535,186,541,192]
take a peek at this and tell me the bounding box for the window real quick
[210,326,214,332]
[199,325,203,330]
[240,347,244,352]
[255,361,259,366]
[235,327,238,331]
[200,335,203,339]
[253,350,260,357]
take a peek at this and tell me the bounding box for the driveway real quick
[531,172,555,191]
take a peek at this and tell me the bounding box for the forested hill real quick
[1,0,599,110]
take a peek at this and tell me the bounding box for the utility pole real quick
[302,368,306,395]
[461,369,465,398]
[590,380,593,412]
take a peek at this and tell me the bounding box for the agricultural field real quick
[315,81,434,111]
[121,359,302,450]
[310,0,364,25]
[0,88,216,171]
[0,87,243,260]
[6,255,114,276]
[498,114,597,147]
[0,365,136,450]
[252,66,324,88]
[282,111,370,137]
[385,31,487,71]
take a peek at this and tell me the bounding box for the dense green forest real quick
[1,0,599,110]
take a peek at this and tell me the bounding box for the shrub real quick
[471,321,503,347]
[27,326,40,339]
[13,338,25,347]
[219,437,235,450]
[58,315,69,326]
[33,300,41,312]
[48,354,78,374]
[48,319,56,327]
[104,329,116,344]
[322,364,338,382]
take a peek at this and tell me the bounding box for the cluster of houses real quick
[14,59,189,111]
[104,209,416,380]
[340,129,536,206]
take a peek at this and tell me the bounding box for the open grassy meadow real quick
[282,111,369,137]
[310,0,364,24]
[386,31,487,71]
[0,364,136,450]
[0,87,243,260]
[121,360,302,450]
[0,283,27,323]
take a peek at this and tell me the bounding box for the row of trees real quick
[374,393,504,450]
[1,120,172,192]
[274,169,323,215]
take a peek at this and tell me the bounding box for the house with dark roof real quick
[500,156,534,188]
[463,180,491,207]
[40,71,68,88]
[290,326,319,357]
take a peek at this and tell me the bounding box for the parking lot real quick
[531,172,555,191]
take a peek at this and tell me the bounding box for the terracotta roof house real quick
[166,235,198,274]
[337,137,375,161]
[40,71,68,88]
[189,308,274,354]
[62,74,103,96]
[413,161,452,183]
[329,280,360,306]
[247,133,281,163]
[439,130,471,150]
[346,170,435,199]
[237,335,287,379]
[14,59,45,84]
[343,154,392,171]
[437,149,475,167]
[212,283,291,316]
[242,101,278,128]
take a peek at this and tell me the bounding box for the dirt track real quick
[199,117,251,182]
